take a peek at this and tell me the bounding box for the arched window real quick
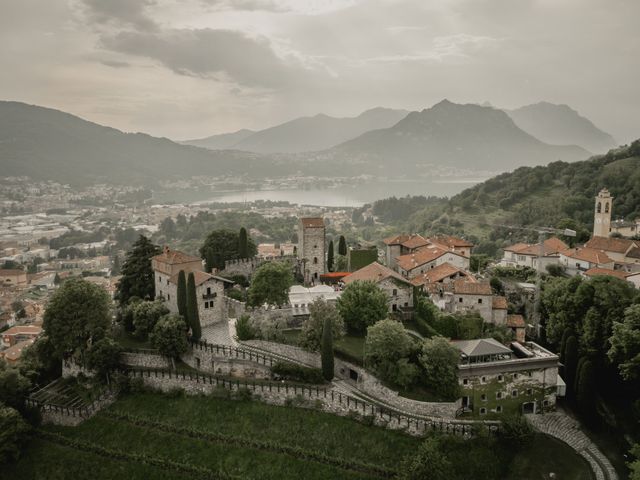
[605,202,610,213]
[597,202,602,213]
[313,257,318,264]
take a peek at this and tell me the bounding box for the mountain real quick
[333,100,590,172]
[505,102,616,153]
[181,129,255,150]
[0,101,271,185]
[182,107,409,154]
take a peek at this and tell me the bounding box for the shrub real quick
[234,388,253,402]
[271,362,325,384]
[165,387,185,399]
[235,314,256,341]
[498,415,534,449]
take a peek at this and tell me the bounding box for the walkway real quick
[201,320,236,346]
[526,411,618,480]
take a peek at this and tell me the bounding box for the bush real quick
[234,388,253,402]
[235,314,256,341]
[271,362,325,384]
[165,387,185,399]
[498,415,534,449]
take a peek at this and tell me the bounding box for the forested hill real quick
[373,140,640,255]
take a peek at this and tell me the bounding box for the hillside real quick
[333,100,590,172]
[181,128,255,150]
[183,107,409,154]
[375,140,640,255]
[506,102,616,153]
[0,101,269,185]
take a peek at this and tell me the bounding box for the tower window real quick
[313,257,318,264]
[597,202,602,213]
[605,202,610,213]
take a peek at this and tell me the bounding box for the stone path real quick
[526,411,618,480]
[201,320,236,346]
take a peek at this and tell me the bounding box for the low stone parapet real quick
[121,350,171,369]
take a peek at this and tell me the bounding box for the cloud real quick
[81,0,158,30]
[100,28,317,88]
[201,0,361,14]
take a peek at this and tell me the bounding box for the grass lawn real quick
[335,334,366,364]
[115,330,155,350]
[5,392,595,480]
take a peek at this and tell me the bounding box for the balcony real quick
[202,292,217,300]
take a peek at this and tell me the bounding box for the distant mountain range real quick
[182,107,409,154]
[505,102,616,153]
[0,99,615,186]
[330,100,590,171]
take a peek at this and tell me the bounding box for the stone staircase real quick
[526,412,618,480]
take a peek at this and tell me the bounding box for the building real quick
[584,236,640,268]
[383,234,473,269]
[505,315,526,342]
[343,262,414,313]
[298,217,326,284]
[454,338,560,417]
[610,218,640,238]
[0,338,35,365]
[2,324,42,348]
[288,285,341,316]
[491,296,508,325]
[152,247,232,327]
[0,269,28,287]
[395,246,470,279]
[559,247,614,274]
[593,188,613,238]
[427,236,474,258]
[410,262,475,290]
[500,237,568,269]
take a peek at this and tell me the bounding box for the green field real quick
[6,392,594,480]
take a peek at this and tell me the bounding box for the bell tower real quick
[593,188,613,238]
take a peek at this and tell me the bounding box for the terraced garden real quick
[7,392,595,479]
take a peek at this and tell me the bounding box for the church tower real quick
[593,188,613,238]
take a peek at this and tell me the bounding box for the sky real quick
[1,0,638,142]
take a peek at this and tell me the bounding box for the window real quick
[204,302,209,309]
[526,388,533,396]
[496,392,503,400]
[463,379,469,386]
[543,400,549,407]
[478,298,483,304]
[392,304,397,311]
[167,294,170,301]
[513,373,519,380]
[313,257,318,264]
[480,408,487,415]
[459,297,463,303]
[497,375,504,382]
[605,202,610,213]
[166,279,169,285]
[158,276,161,283]
[480,394,487,401]
[512,390,518,397]
[597,201,602,213]
[496,406,502,413]
[195,357,201,368]
[207,287,211,295]
[392,289,398,296]
[481,376,487,383]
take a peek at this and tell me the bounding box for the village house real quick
[343,262,414,313]
[610,218,640,238]
[491,296,508,325]
[383,234,473,270]
[288,285,341,317]
[584,236,640,270]
[559,247,615,274]
[0,338,35,365]
[500,237,568,269]
[454,338,561,417]
[410,262,475,290]
[0,269,28,287]
[152,247,232,327]
[505,315,527,342]
[394,245,470,279]
[1,324,42,348]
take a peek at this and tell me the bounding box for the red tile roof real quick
[492,296,508,310]
[300,217,325,228]
[153,247,202,266]
[344,262,411,286]
[170,270,231,286]
[503,237,568,256]
[401,235,430,250]
[0,269,26,276]
[584,268,629,280]
[585,236,638,254]
[410,262,474,286]
[452,279,492,295]
[506,314,526,328]
[561,247,613,265]
[395,246,449,271]
[429,235,474,248]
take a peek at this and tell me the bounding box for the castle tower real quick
[593,188,613,238]
[298,217,326,284]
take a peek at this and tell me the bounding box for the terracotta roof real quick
[543,237,570,254]
[0,269,26,276]
[343,262,411,286]
[585,236,638,254]
[429,235,474,248]
[395,246,450,271]
[503,237,568,256]
[627,247,640,259]
[410,262,473,286]
[2,325,42,336]
[153,247,202,266]
[0,338,34,362]
[401,235,429,250]
[300,217,324,228]
[452,279,492,296]
[383,234,411,246]
[561,247,613,265]
[584,268,629,280]
[169,270,232,286]
[506,314,526,328]
[492,296,508,310]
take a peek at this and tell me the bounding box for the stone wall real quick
[62,360,94,378]
[29,390,116,426]
[120,351,171,369]
[242,339,321,368]
[181,346,272,379]
[225,296,247,318]
[223,256,297,279]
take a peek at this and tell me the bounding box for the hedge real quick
[271,362,325,384]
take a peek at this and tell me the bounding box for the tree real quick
[85,338,122,385]
[398,437,453,480]
[575,359,596,419]
[159,217,177,240]
[176,270,187,319]
[200,229,256,272]
[247,261,293,307]
[365,319,417,387]
[629,444,640,480]
[334,254,348,272]
[150,314,189,370]
[321,316,334,381]
[419,336,461,400]
[53,272,61,286]
[235,314,255,341]
[327,240,335,272]
[238,227,249,259]
[300,298,344,351]
[338,235,347,256]
[559,327,573,364]
[186,272,202,340]
[0,406,31,464]
[563,336,579,397]
[337,280,388,334]
[43,278,111,361]
[131,300,169,340]
[0,363,32,411]
[111,255,121,276]
[115,235,160,305]
[608,304,640,382]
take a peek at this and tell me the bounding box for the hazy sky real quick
[1,0,638,142]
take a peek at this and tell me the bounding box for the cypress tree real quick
[338,235,347,256]
[186,272,201,340]
[574,356,587,395]
[177,270,187,319]
[576,359,596,420]
[563,336,579,397]
[327,240,334,272]
[559,327,573,364]
[321,316,334,381]
[238,227,249,259]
